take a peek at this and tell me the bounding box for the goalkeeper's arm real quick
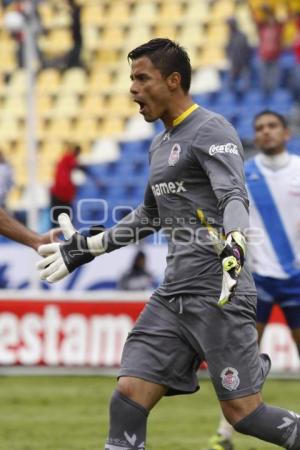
[37,183,161,283]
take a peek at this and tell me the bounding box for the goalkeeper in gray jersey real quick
[37,39,300,450]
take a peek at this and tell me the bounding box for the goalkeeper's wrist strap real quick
[87,232,106,256]
[61,233,95,273]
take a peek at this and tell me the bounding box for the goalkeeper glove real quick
[37,213,105,283]
[218,231,246,307]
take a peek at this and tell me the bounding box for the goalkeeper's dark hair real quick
[128,38,192,93]
[253,110,288,128]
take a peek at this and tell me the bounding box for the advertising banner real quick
[0,292,299,373]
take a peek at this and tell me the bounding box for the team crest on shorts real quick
[168,143,181,166]
[220,367,240,391]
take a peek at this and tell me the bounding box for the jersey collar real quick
[258,151,290,171]
[172,103,199,127]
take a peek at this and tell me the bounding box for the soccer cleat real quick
[205,434,234,450]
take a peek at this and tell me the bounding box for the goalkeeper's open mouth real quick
[134,99,146,114]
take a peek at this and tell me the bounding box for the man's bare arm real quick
[0,208,59,250]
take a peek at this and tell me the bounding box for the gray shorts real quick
[119,293,271,400]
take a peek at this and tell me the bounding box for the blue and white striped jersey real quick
[245,153,300,279]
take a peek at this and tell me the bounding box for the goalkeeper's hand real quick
[37,213,105,283]
[218,231,246,307]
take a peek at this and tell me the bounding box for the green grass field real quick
[0,376,299,450]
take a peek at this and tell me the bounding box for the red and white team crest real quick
[220,367,240,391]
[168,143,181,166]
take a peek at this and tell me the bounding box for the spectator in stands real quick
[0,151,13,209]
[50,142,82,227]
[250,3,285,97]
[291,13,300,104]
[65,0,83,68]
[118,250,155,291]
[226,17,252,96]
[2,1,13,5]
[289,12,300,134]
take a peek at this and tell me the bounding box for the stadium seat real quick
[120,140,151,158]
[81,4,105,27]
[0,37,17,74]
[39,29,72,58]
[47,118,73,141]
[214,91,238,108]
[110,72,132,95]
[52,95,79,119]
[190,68,221,94]
[100,25,126,50]
[130,0,158,25]
[159,0,184,22]
[243,89,265,106]
[87,68,113,95]
[7,70,26,95]
[192,93,212,108]
[237,119,254,140]
[125,26,152,50]
[41,141,64,163]
[106,94,136,118]
[83,138,120,165]
[38,1,56,28]
[36,68,61,95]
[2,95,26,120]
[38,1,71,29]
[100,117,125,137]
[183,0,211,24]
[153,24,178,41]
[96,48,120,66]
[13,156,28,185]
[38,159,54,183]
[210,0,235,21]
[72,117,100,143]
[0,118,21,143]
[36,95,54,118]
[196,47,227,69]
[123,115,154,140]
[178,23,205,49]
[79,95,106,119]
[105,0,132,25]
[206,23,229,47]
[59,68,87,96]
[270,88,293,105]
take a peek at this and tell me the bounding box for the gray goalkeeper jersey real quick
[104,105,256,297]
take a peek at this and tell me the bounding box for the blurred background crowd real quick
[0,0,300,250]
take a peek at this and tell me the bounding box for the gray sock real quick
[234,403,300,449]
[105,390,148,450]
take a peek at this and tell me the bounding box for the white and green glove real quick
[196,209,246,307]
[218,231,246,307]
